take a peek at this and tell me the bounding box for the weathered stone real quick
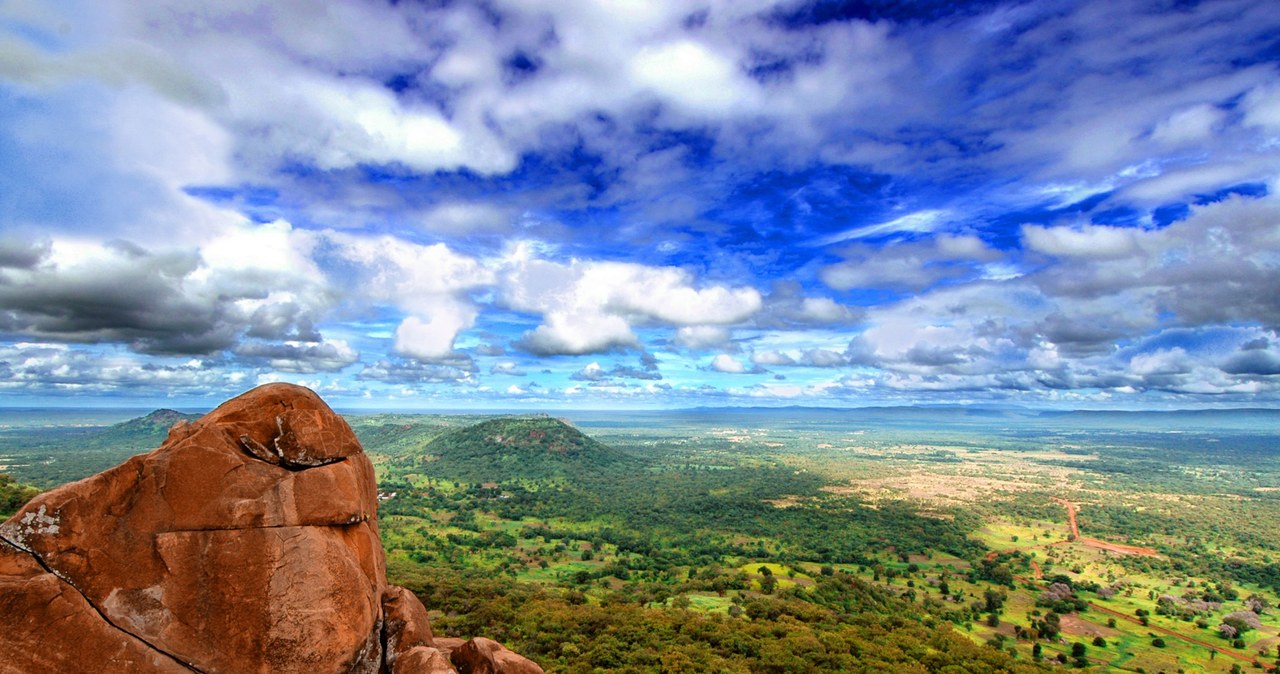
[451,637,545,674]
[0,540,190,674]
[395,646,457,674]
[0,383,542,674]
[384,585,438,670]
[0,383,382,674]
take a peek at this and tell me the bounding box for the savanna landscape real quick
[3,405,1277,673]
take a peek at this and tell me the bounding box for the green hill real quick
[0,409,200,488]
[84,409,198,449]
[418,415,636,482]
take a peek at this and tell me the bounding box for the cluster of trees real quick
[0,473,38,517]
[392,561,1048,674]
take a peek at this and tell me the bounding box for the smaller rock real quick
[395,646,456,674]
[451,637,544,674]
[383,586,437,670]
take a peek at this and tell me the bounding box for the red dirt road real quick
[1085,601,1263,667]
[1053,497,1081,539]
[1054,497,1160,556]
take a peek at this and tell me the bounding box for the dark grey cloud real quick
[0,247,234,354]
[1222,349,1280,376]
[0,238,334,358]
[0,239,50,269]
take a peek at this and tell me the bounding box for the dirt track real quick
[1054,497,1159,557]
[1053,497,1081,539]
[1085,601,1262,667]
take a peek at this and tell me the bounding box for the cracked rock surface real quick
[0,383,542,674]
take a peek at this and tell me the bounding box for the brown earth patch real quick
[1079,537,1160,557]
[1059,614,1121,638]
[825,473,1043,505]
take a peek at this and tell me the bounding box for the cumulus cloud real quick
[489,361,526,376]
[629,40,757,114]
[710,353,748,374]
[0,343,242,395]
[0,225,332,355]
[233,339,357,373]
[750,350,795,367]
[820,234,998,292]
[755,281,860,328]
[1022,224,1139,258]
[800,348,847,368]
[503,252,761,356]
[570,355,662,382]
[357,357,476,384]
[515,311,639,356]
[324,232,492,360]
[1028,195,1280,328]
[1221,337,1280,376]
[571,362,607,382]
[675,325,732,350]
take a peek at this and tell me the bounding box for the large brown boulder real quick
[0,383,541,674]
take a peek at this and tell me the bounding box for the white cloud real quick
[0,342,240,395]
[571,361,607,381]
[503,256,760,355]
[710,353,747,374]
[1129,347,1193,377]
[674,325,731,350]
[816,209,952,246]
[394,308,477,361]
[234,338,358,373]
[517,311,638,356]
[630,40,756,114]
[820,234,997,291]
[421,202,517,236]
[0,227,333,355]
[489,361,526,376]
[1022,224,1138,258]
[750,350,795,367]
[1242,83,1280,133]
[326,232,492,360]
[1150,104,1225,146]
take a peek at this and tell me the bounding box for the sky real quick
[0,0,1278,410]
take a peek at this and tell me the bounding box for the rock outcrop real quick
[0,383,542,674]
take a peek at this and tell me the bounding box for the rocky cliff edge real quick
[0,383,542,674]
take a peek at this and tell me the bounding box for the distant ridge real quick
[420,415,636,482]
[85,408,200,448]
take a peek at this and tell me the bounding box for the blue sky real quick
[0,0,1279,409]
